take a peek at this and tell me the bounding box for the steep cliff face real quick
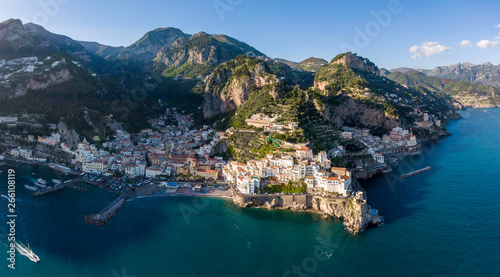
[232,192,382,233]
[313,53,458,130]
[58,121,81,149]
[310,196,380,233]
[26,68,73,91]
[202,56,280,118]
[320,97,401,129]
[155,32,266,78]
[330,52,380,75]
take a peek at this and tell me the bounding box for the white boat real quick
[52,179,62,184]
[37,178,47,185]
[24,185,38,192]
[15,242,40,263]
[33,181,47,189]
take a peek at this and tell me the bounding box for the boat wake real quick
[15,241,40,263]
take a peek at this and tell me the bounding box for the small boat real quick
[52,179,62,184]
[24,185,38,192]
[15,242,40,263]
[37,178,47,185]
[33,181,47,189]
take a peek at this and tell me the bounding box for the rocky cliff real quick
[232,191,382,233]
[319,97,401,129]
[330,52,380,75]
[202,56,280,118]
[313,53,458,130]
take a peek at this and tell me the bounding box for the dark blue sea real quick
[1,108,499,277]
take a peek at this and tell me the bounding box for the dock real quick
[33,178,85,196]
[400,166,432,178]
[84,193,129,225]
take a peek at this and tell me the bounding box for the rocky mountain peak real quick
[331,52,380,75]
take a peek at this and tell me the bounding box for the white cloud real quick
[459,40,472,48]
[409,41,452,59]
[476,39,499,49]
[494,23,500,28]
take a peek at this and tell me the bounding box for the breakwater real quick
[401,166,432,178]
[84,194,128,225]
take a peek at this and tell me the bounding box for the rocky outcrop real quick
[232,191,382,233]
[320,97,401,130]
[57,121,81,149]
[202,56,280,118]
[331,53,380,75]
[27,68,73,91]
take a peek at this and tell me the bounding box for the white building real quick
[145,167,163,178]
[296,146,313,159]
[236,176,260,195]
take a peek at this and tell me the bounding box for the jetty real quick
[400,166,432,178]
[69,184,88,192]
[84,193,129,225]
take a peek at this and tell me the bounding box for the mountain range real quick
[1,18,498,147]
[388,62,500,88]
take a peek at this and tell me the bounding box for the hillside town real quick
[224,147,352,196]
[2,103,425,199]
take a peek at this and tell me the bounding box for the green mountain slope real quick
[387,70,500,108]
[294,57,328,72]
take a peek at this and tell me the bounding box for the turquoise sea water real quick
[1,108,500,277]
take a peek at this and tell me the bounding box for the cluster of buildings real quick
[413,111,441,129]
[224,146,352,196]
[334,127,420,164]
[65,109,225,179]
[28,133,62,146]
[245,113,299,133]
[9,147,47,162]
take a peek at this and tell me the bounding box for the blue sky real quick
[1,0,499,69]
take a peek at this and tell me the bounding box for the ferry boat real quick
[52,179,62,185]
[37,178,47,185]
[24,185,38,192]
[33,181,47,189]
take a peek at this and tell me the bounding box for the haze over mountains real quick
[1,18,499,145]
